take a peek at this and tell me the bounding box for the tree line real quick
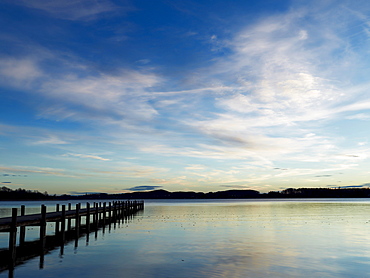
[2,186,370,200]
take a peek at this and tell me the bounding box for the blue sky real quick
[2,0,370,194]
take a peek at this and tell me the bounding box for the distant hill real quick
[0,186,50,200]
[2,186,370,200]
[109,189,261,199]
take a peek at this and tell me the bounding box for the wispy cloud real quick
[68,191,103,195]
[220,185,252,189]
[185,164,206,170]
[91,165,169,178]
[11,0,120,21]
[0,165,71,177]
[172,5,370,167]
[346,113,370,121]
[32,135,69,145]
[125,185,163,191]
[63,153,110,161]
[0,57,42,87]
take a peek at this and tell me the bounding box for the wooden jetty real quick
[0,200,144,271]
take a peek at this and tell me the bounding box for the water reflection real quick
[1,199,370,277]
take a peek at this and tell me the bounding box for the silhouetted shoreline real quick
[2,186,370,200]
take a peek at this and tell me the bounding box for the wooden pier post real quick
[19,205,26,246]
[67,203,72,231]
[98,202,102,222]
[40,205,47,253]
[60,205,66,243]
[75,203,80,236]
[124,201,127,223]
[8,208,17,268]
[103,202,106,226]
[93,202,96,224]
[74,203,80,248]
[95,202,99,230]
[113,202,117,227]
[86,203,90,234]
[108,202,112,230]
[55,204,60,235]
[116,201,120,220]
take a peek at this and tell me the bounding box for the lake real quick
[1,198,370,277]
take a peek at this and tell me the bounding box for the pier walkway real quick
[0,200,144,271]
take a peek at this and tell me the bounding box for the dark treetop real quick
[2,186,370,200]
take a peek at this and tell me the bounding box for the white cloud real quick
[0,52,163,125]
[185,164,206,170]
[346,113,370,120]
[12,0,119,21]
[39,69,161,121]
[174,5,370,166]
[0,58,42,86]
[32,134,69,145]
[63,153,110,161]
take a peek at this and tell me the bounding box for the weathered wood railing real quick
[0,200,144,271]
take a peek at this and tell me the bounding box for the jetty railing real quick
[0,200,144,271]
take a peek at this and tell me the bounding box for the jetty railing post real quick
[67,203,72,231]
[117,201,120,220]
[103,202,106,226]
[92,202,95,227]
[113,202,117,227]
[85,203,90,243]
[95,203,99,230]
[115,201,118,220]
[40,205,47,254]
[125,201,128,218]
[86,203,90,234]
[118,201,120,218]
[112,201,116,222]
[108,202,112,230]
[75,203,80,236]
[60,205,66,244]
[126,201,129,220]
[55,204,60,235]
[8,208,17,269]
[19,205,26,246]
[117,201,120,222]
[74,203,80,248]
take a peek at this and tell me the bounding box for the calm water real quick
[1,199,370,277]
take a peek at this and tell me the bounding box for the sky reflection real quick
[1,199,370,277]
